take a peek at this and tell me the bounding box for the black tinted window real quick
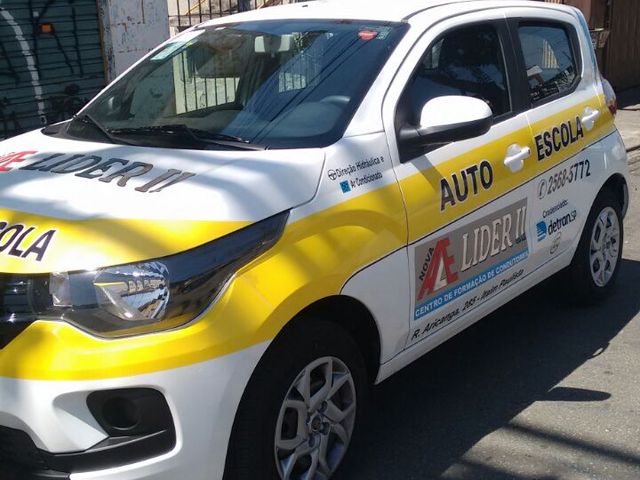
[398,24,510,126]
[518,23,577,103]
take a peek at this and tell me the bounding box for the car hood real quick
[0,129,324,274]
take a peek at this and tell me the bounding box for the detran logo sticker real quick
[536,208,577,243]
[536,221,548,241]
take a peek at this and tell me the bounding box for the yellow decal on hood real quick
[0,209,249,274]
[0,220,56,262]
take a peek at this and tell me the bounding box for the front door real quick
[383,12,536,349]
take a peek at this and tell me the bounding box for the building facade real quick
[546,0,640,90]
[1,0,637,141]
[0,0,169,140]
[0,0,105,139]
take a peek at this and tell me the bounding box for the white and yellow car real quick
[0,1,629,479]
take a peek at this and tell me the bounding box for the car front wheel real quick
[224,320,368,480]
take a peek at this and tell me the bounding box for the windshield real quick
[59,20,407,150]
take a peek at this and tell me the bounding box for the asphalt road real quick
[336,150,640,480]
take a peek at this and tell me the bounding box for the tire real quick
[224,320,369,480]
[564,188,623,304]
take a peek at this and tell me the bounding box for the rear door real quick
[382,10,536,350]
[507,7,616,268]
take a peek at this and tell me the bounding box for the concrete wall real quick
[99,0,170,82]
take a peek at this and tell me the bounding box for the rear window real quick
[518,23,578,103]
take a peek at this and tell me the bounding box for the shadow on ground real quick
[617,87,640,110]
[335,258,640,480]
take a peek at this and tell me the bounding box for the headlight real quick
[1,211,288,337]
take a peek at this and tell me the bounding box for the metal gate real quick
[0,0,106,140]
[169,0,305,34]
[545,0,640,90]
[605,0,640,90]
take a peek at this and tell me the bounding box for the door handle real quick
[504,144,530,173]
[581,107,601,131]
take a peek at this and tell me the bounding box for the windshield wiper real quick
[73,113,137,146]
[109,125,265,151]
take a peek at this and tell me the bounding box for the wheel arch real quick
[572,172,627,261]
[276,295,382,385]
[601,173,629,218]
[224,295,378,479]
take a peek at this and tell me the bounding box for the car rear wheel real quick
[224,320,368,480]
[588,205,621,288]
[564,189,623,303]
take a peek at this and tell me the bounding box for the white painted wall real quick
[99,0,170,82]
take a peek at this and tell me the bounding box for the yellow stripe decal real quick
[402,95,614,243]
[0,96,616,380]
[0,182,407,380]
[0,210,248,274]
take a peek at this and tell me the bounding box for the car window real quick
[397,24,511,126]
[518,23,578,103]
[62,20,407,150]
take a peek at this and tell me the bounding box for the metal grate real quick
[168,0,308,35]
[0,426,50,471]
[0,323,29,349]
[0,0,106,140]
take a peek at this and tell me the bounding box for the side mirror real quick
[399,96,493,149]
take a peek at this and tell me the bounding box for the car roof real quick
[200,0,571,25]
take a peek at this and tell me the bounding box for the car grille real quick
[0,275,41,348]
[0,426,50,470]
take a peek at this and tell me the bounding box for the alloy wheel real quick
[274,356,357,480]
[589,206,620,287]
